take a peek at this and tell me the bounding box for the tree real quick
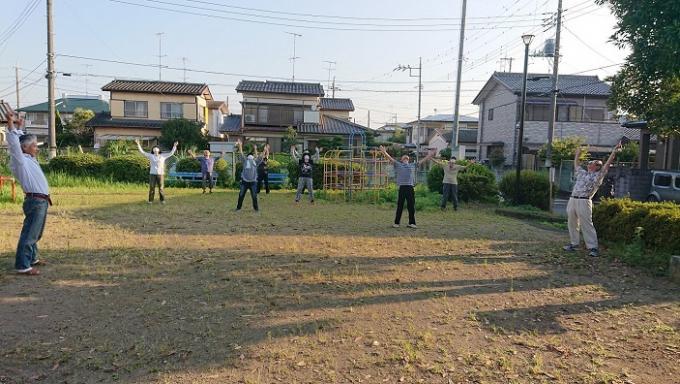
[317,136,344,150]
[160,118,207,150]
[439,147,452,160]
[537,137,588,166]
[57,108,95,147]
[488,148,506,168]
[388,128,406,144]
[281,126,298,150]
[596,0,680,134]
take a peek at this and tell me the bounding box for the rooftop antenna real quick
[181,57,189,82]
[285,32,302,82]
[155,32,166,80]
[84,64,92,95]
[323,60,336,93]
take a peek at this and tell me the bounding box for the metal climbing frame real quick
[322,148,390,201]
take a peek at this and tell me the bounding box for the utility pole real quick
[156,32,166,80]
[331,76,336,98]
[285,32,302,82]
[451,0,467,158]
[15,66,20,109]
[546,0,563,213]
[367,110,371,129]
[394,58,422,151]
[181,57,188,82]
[500,57,514,72]
[47,0,57,159]
[323,60,336,93]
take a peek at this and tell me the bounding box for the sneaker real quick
[160,201,166,205]
[202,190,206,194]
[407,224,418,229]
[392,224,400,228]
[147,201,153,204]
[588,248,600,257]
[310,200,315,204]
[563,244,578,252]
[234,208,241,212]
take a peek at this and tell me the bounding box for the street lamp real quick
[394,57,422,153]
[515,34,534,204]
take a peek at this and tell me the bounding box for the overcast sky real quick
[0,0,627,127]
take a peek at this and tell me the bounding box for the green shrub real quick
[214,157,231,187]
[498,170,553,210]
[100,139,138,158]
[593,198,680,256]
[427,161,498,203]
[175,157,201,172]
[102,155,150,183]
[48,153,105,176]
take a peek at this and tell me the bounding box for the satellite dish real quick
[310,104,318,111]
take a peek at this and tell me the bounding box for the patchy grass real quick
[0,185,678,384]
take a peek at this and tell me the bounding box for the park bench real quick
[0,176,17,202]
[267,172,287,186]
[167,171,218,185]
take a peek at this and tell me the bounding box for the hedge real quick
[176,157,201,172]
[593,198,680,256]
[101,155,150,183]
[427,161,498,203]
[49,153,105,176]
[498,170,553,210]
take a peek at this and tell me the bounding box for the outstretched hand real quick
[173,141,179,147]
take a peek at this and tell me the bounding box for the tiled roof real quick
[297,116,367,135]
[420,114,478,123]
[493,72,611,96]
[207,100,226,109]
[0,100,13,123]
[18,97,110,114]
[236,80,324,96]
[219,114,242,133]
[86,112,165,129]
[102,80,209,95]
[319,98,354,111]
[441,129,478,144]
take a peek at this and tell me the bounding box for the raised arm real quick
[164,141,178,158]
[603,141,622,170]
[573,145,582,172]
[417,149,436,166]
[379,145,396,163]
[290,145,299,161]
[263,143,270,159]
[236,139,244,156]
[135,139,149,157]
[312,147,321,161]
[253,144,260,158]
[187,149,196,159]
[5,112,25,163]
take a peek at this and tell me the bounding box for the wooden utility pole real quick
[15,66,20,109]
[47,0,57,158]
[451,0,467,158]
[546,0,563,213]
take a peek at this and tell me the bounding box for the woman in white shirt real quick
[136,139,178,204]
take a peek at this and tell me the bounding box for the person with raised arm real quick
[135,139,177,204]
[6,111,50,275]
[235,140,266,211]
[564,141,622,257]
[379,145,435,228]
[291,145,321,204]
[188,148,215,194]
[431,156,468,211]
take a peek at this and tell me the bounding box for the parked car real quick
[647,170,680,202]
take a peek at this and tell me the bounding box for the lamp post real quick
[515,34,534,203]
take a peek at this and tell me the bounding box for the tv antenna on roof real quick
[285,32,302,82]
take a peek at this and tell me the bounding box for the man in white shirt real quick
[135,139,177,204]
[6,112,50,275]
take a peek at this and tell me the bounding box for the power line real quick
[107,0,543,32]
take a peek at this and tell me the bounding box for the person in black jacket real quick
[257,155,270,194]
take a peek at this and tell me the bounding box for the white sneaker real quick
[147,201,152,204]
[392,224,400,228]
[407,224,418,229]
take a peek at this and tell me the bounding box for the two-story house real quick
[17,95,109,140]
[414,114,479,158]
[221,80,367,152]
[0,100,13,146]
[473,72,625,165]
[88,80,214,147]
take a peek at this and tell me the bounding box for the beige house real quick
[88,80,214,147]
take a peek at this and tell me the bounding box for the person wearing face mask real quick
[6,111,50,275]
[136,139,178,204]
[379,145,435,228]
[291,145,321,204]
[188,149,215,194]
[235,140,268,211]
[431,156,468,211]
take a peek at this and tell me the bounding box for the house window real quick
[258,106,269,124]
[244,105,257,123]
[654,173,672,187]
[526,104,551,121]
[160,102,183,119]
[293,109,304,124]
[28,112,48,125]
[557,105,570,122]
[487,108,494,121]
[124,101,148,118]
[583,107,605,122]
[569,106,583,122]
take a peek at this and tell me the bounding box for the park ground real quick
[0,187,678,384]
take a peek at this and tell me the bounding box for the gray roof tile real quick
[297,116,367,135]
[102,80,209,95]
[87,112,165,129]
[18,97,109,114]
[441,129,478,143]
[493,72,611,96]
[219,114,242,133]
[420,114,478,123]
[236,80,324,96]
[319,98,354,111]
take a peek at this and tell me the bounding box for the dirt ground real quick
[1,188,678,384]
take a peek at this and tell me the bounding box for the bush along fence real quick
[49,153,150,183]
[593,198,680,273]
[498,170,554,211]
[427,161,499,204]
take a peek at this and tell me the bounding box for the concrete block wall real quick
[478,85,518,163]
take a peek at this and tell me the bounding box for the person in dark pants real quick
[6,112,51,275]
[257,156,270,195]
[432,156,467,211]
[188,149,215,194]
[379,145,434,228]
[136,139,177,204]
[291,146,321,203]
[235,140,267,211]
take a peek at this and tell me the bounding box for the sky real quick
[0,0,628,128]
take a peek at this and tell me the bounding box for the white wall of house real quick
[477,84,519,163]
[207,109,224,137]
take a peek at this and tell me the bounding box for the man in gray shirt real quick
[564,141,621,257]
[379,145,434,228]
[235,140,268,211]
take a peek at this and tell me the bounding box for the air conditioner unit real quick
[245,114,256,123]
